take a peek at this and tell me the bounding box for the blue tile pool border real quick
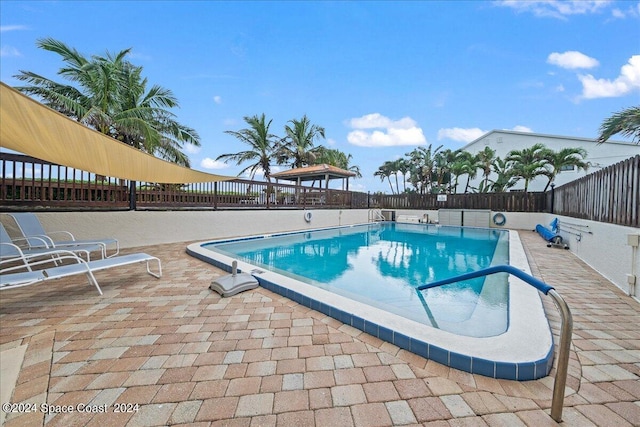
[186,228,555,381]
[253,275,554,381]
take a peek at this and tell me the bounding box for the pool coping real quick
[186,224,554,380]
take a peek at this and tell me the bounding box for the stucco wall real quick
[1,210,370,249]
[484,211,638,297]
[550,216,639,298]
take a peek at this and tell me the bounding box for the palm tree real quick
[14,38,200,166]
[449,151,469,195]
[217,114,279,182]
[405,145,442,194]
[490,157,517,192]
[541,147,589,191]
[395,158,411,193]
[278,115,326,168]
[475,146,497,191]
[433,149,457,193]
[447,151,480,193]
[597,105,640,144]
[313,147,362,178]
[506,143,549,192]
[374,162,395,194]
[388,159,404,194]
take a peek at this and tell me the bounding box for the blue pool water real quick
[204,223,509,338]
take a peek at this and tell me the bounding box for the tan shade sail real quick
[0,82,233,183]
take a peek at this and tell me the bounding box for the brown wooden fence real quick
[0,152,368,211]
[552,155,639,228]
[1,152,638,227]
[0,152,130,209]
[371,191,547,212]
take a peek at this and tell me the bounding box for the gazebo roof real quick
[271,164,356,182]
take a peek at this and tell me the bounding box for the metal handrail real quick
[368,209,385,222]
[417,265,573,422]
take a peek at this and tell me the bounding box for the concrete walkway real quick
[0,231,638,426]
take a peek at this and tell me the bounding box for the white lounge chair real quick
[0,242,162,295]
[1,222,103,262]
[9,212,119,258]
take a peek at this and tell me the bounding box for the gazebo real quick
[271,164,356,190]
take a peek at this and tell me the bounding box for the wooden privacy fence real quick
[552,155,639,228]
[371,192,547,212]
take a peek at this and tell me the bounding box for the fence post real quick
[550,183,555,214]
[129,180,137,210]
[213,182,218,210]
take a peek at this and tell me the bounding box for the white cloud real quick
[578,55,640,99]
[608,2,640,19]
[213,95,222,104]
[346,113,426,147]
[200,158,229,169]
[547,51,599,69]
[348,113,417,130]
[183,143,201,154]
[495,0,612,20]
[437,127,487,143]
[0,46,21,57]
[0,25,28,32]
[511,125,533,133]
[611,8,625,18]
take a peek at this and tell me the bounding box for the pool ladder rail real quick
[418,265,573,423]
[368,209,386,222]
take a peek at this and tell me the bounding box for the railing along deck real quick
[2,152,637,228]
[0,153,366,211]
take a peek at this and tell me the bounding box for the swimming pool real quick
[203,223,509,338]
[187,223,554,380]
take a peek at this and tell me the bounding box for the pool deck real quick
[0,230,638,426]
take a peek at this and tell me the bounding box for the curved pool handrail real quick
[416,264,554,294]
[417,264,572,423]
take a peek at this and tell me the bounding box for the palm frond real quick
[597,106,640,144]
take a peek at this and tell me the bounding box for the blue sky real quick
[1,1,639,193]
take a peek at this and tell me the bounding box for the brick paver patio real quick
[1,231,638,426]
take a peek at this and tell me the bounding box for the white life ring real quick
[493,212,506,226]
[304,211,312,222]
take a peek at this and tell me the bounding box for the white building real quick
[458,130,639,192]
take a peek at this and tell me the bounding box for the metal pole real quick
[129,180,136,210]
[418,265,573,423]
[548,289,573,422]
